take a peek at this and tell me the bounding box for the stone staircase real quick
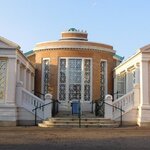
[38,117,119,128]
[38,111,119,128]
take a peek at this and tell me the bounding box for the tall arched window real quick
[100,60,107,100]
[58,58,92,102]
[42,58,50,96]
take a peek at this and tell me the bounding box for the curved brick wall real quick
[30,48,115,100]
[28,30,117,101]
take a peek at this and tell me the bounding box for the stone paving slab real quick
[0,126,150,150]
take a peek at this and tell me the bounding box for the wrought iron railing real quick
[32,99,60,126]
[94,99,125,127]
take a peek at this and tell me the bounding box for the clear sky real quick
[0,0,150,59]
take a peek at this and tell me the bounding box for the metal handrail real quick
[94,99,125,127]
[32,99,61,126]
[32,90,45,100]
[104,101,125,127]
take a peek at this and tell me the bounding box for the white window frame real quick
[41,58,50,96]
[58,57,92,103]
[116,73,126,98]
[100,59,108,97]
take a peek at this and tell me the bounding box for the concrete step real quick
[55,112,95,118]
[43,120,116,125]
[38,123,119,128]
[38,117,119,128]
[49,117,111,121]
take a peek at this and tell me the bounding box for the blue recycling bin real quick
[71,100,80,114]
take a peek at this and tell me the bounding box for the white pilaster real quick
[6,58,17,104]
[20,65,23,83]
[113,74,117,100]
[138,60,150,126]
[28,71,32,92]
[140,60,149,105]
[135,64,140,84]
[23,67,27,89]
[127,71,133,92]
[26,69,31,91]
[31,73,35,92]
[126,71,129,93]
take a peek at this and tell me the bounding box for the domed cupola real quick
[60,28,88,41]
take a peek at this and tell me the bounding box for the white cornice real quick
[17,50,35,72]
[139,44,150,52]
[33,38,115,54]
[34,46,115,53]
[114,51,141,74]
[34,40,114,53]
[35,40,113,47]
[0,36,20,49]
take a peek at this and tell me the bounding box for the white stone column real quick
[31,73,35,92]
[26,69,31,91]
[20,65,23,83]
[135,63,140,84]
[1,57,17,125]
[6,58,17,104]
[113,74,117,100]
[104,94,113,119]
[44,94,52,119]
[128,71,133,92]
[28,71,32,92]
[16,81,23,106]
[23,67,27,89]
[140,60,149,105]
[17,61,20,82]
[126,71,129,93]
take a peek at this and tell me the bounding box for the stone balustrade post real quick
[133,83,140,107]
[44,94,52,119]
[104,94,113,119]
[16,81,23,106]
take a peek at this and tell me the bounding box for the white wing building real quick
[113,44,150,126]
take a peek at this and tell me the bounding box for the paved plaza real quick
[0,127,150,150]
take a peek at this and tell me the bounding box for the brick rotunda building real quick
[26,28,122,112]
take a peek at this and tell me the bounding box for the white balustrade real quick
[16,82,52,120]
[22,89,45,119]
[105,95,113,119]
[112,91,134,119]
